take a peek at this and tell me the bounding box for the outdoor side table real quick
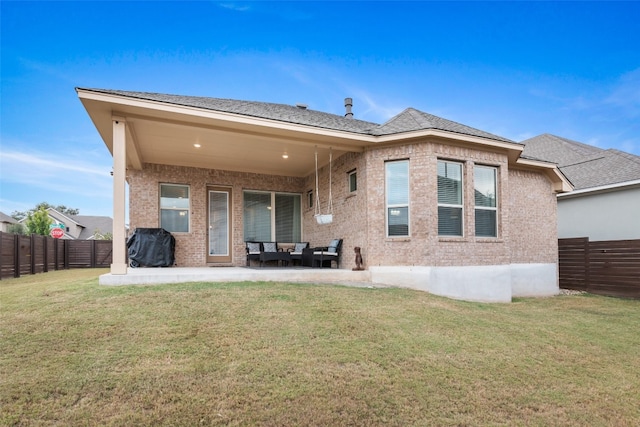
[259,251,291,267]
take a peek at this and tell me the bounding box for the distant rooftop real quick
[80,88,515,144]
[522,133,640,190]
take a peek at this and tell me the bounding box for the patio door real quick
[207,186,232,263]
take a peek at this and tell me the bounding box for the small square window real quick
[307,190,314,209]
[348,170,357,193]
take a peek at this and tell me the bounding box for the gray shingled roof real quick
[522,134,640,190]
[80,88,514,143]
[372,108,514,142]
[0,211,19,224]
[71,215,113,239]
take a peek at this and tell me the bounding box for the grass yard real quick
[1,269,639,426]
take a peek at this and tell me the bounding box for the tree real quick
[11,202,79,221]
[25,207,53,236]
[7,223,26,235]
[92,229,113,240]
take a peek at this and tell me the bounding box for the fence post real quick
[43,236,49,273]
[64,239,69,270]
[54,238,58,270]
[91,240,97,268]
[585,237,591,293]
[13,234,20,277]
[30,234,36,275]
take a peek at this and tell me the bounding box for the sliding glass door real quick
[243,191,301,243]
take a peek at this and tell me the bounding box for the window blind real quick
[437,161,463,236]
[385,161,409,236]
[243,192,271,242]
[209,191,228,255]
[275,193,301,242]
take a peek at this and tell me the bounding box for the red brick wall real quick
[507,168,559,263]
[127,141,557,269]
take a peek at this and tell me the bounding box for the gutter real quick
[557,179,640,199]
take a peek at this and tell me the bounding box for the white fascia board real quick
[77,89,526,152]
[46,208,81,225]
[374,129,524,153]
[77,89,373,148]
[558,179,640,199]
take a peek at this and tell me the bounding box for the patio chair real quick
[245,241,262,266]
[287,242,309,266]
[312,239,343,268]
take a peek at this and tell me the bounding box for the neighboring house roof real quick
[15,207,114,239]
[82,88,515,143]
[0,211,19,225]
[46,208,82,227]
[521,134,640,190]
[71,215,114,239]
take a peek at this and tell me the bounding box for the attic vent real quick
[296,103,308,110]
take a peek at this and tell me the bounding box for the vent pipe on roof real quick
[344,98,353,118]
[296,103,308,110]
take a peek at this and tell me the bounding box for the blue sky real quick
[1,1,639,218]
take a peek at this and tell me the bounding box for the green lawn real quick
[1,269,639,426]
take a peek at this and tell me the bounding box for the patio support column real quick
[111,117,128,274]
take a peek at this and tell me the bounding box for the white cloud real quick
[0,148,112,199]
[217,3,250,12]
[2,151,108,176]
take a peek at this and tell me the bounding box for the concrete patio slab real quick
[99,267,374,287]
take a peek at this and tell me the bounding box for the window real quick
[307,190,314,209]
[275,193,301,242]
[385,160,409,236]
[348,170,357,193]
[243,191,301,242]
[474,166,498,237]
[437,160,463,236]
[160,184,190,232]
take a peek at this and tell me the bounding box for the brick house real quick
[78,88,571,302]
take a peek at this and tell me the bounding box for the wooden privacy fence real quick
[559,237,640,299]
[0,232,113,280]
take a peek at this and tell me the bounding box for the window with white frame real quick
[385,160,409,237]
[348,169,357,193]
[243,191,301,242]
[437,160,463,236]
[160,184,190,233]
[474,165,498,237]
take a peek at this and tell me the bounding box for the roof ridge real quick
[561,155,606,168]
[606,148,640,164]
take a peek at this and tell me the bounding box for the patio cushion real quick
[247,242,261,254]
[291,242,308,254]
[313,251,338,256]
[328,239,341,253]
[263,242,278,252]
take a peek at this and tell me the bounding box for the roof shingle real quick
[80,88,514,143]
[522,134,640,190]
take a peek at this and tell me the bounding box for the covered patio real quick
[77,88,369,274]
[99,266,373,287]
